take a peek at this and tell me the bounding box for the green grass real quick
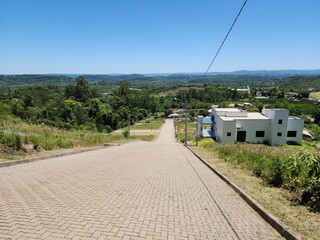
[175,120,196,143]
[0,118,154,162]
[310,92,320,100]
[130,119,164,130]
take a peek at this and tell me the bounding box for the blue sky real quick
[0,0,319,74]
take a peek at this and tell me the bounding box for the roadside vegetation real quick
[0,77,170,162]
[0,117,162,162]
[192,143,320,239]
[0,118,125,162]
[129,119,165,131]
[197,139,320,211]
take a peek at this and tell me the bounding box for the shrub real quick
[266,151,320,211]
[55,136,72,149]
[28,135,41,146]
[262,156,283,187]
[0,129,4,141]
[252,156,265,177]
[14,134,22,150]
[0,131,22,151]
[122,130,129,138]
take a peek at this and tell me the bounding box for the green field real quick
[129,119,165,130]
[310,92,320,100]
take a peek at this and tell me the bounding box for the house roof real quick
[214,108,242,113]
[213,108,269,121]
[202,117,213,124]
[219,112,269,121]
[202,129,213,137]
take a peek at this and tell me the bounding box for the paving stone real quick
[0,120,282,239]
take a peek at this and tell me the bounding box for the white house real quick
[198,108,304,146]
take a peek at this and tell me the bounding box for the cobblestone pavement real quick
[0,119,282,240]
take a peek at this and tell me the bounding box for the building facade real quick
[198,108,304,146]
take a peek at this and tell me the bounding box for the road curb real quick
[186,145,302,240]
[0,145,118,168]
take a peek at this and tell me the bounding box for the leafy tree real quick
[313,111,320,125]
[88,98,101,118]
[65,76,92,102]
[23,95,34,108]
[11,99,25,118]
[113,80,132,108]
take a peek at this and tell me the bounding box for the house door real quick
[237,131,246,142]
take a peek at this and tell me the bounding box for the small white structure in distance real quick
[197,108,304,146]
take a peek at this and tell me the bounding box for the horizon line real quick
[1,68,320,76]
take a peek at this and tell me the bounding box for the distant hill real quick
[278,75,320,91]
[1,70,320,89]
[205,69,320,77]
[146,69,320,77]
[0,74,73,86]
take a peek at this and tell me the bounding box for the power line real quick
[202,0,248,79]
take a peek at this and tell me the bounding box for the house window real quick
[256,131,265,137]
[277,132,282,137]
[287,131,297,137]
[278,119,283,124]
[227,132,231,137]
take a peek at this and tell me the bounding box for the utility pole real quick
[127,111,131,137]
[174,98,188,146]
[196,117,199,146]
[173,115,177,140]
[184,99,188,146]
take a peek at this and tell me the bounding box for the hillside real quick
[1,71,320,91]
[0,75,73,86]
[278,75,320,91]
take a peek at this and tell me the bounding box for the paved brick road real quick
[0,119,282,240]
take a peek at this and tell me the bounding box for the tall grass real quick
[199,139,320,212]
[176,121,196,143]
[0,119,126,160]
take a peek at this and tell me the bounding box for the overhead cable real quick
[202,0,248,78]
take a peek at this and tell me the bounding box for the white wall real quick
[235,119,270,143]
[213,115,224,142]
[268,109,289,146]
[286,118,304,144]
[197,116,203,138]
[220,121,236,143]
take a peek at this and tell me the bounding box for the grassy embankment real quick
[191,139,320,240]
[0,118,164,163]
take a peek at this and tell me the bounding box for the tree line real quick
[0,77,164,133]
[1,75,319,135]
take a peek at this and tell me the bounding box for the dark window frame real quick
[227,132,231,137]
[255,131,265,137]
[278,119,283,124]
[277,132,282,137]
[287,131,297,138]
